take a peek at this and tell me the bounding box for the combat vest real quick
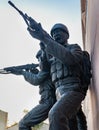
[50,44,81,83]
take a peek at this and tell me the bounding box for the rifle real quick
[0,63,39,74]
[8,1,39,31]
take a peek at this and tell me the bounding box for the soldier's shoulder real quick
[69,43,80,46]
[67,43,81,49]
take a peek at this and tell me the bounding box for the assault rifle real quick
[8,1,40,31]
[0,63,39,74]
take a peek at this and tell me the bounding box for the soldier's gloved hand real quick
[27,17,50,42]
[30,68,39,74]
[27,23,44,41]
[10,68,23,75]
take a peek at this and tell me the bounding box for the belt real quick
[55,77,80,88]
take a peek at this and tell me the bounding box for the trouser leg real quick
[48,91,85,130]
[19,103,52,130]
[69,105,87,130]
[69,115,78,130]
[77,106,87,130]
[19,121,31,130]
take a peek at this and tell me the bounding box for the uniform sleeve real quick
[22,71,49,86]
[46,41,83,65]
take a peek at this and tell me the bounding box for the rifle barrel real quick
[8,1,29,26]
[0,63,39,74]
[8,1,22,14]
[0,69,10,74]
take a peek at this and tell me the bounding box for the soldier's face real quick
[52,29,68,44]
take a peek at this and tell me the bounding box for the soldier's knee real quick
[19,119,24,129]
[18,113,34,130]
[48,108,59,120]
[18,119,29,130]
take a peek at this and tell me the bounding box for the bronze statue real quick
[27,21,89,130]
[7,42,55,130]
[4,42,87,130]
[7,2,90,129]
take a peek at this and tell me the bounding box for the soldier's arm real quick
[46,43,83,65]
[27,21,83,66]
[22,71,49,86]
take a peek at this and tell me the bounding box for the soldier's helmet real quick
[50,23,69,39]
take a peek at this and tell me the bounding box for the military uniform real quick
[46,42,85,130]
[27,22,87,130]
[19,48,56,130]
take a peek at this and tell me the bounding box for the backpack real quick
[81,51,92,92]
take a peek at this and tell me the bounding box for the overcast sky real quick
[0,0,82,126]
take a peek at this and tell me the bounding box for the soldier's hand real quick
[27,23,44,40]
[27,17,50,42]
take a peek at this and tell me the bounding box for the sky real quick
[0,0,83,126]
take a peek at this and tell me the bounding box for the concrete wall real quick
[86,0,99,130]
[7,123,18,130]
[81,0,99,130]
[0,110,8,130]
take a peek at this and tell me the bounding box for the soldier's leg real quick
[19,103,52,130]
[69,105,87,130]
[77,106,87,130]
[69,115,78,130]
[48,91,84,130]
